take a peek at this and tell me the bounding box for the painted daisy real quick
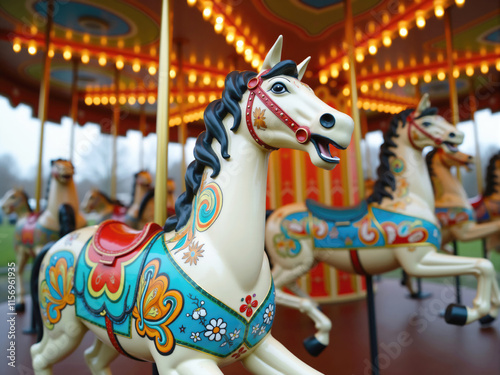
[204,318,227,341]
[251,323,260,334]
[229,328,241,341]
[190,332,201,342]
[263,304,274,325]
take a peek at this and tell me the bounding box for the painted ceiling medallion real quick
[255,0,380,38]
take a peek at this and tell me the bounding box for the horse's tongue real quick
[318,141,331,157]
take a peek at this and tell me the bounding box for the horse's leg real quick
[15,246,29,311]
[395,247,498,324]
[151,351,222,375]
[242,335,323,375]
[31,313,87,374]
[272,253,331,355]
[84,338,119,375]
[275,289,331,355]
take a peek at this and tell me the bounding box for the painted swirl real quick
[195,181,223,232]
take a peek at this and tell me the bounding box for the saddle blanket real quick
[280,205,441,252]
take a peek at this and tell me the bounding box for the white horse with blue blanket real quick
[30,36,354,375]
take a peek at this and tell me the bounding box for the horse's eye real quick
[422,121,431,127]
[271,82,288,94]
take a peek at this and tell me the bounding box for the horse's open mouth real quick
[310,134,345,164]
[442,141,459,153]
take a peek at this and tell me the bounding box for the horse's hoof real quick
[303,336,327,357]
[15,303,25,313]
[23,327,37,335]
[444,304,468,326]
[479,314,496,326]
[407,292,432,300]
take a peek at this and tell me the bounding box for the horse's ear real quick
[415,93,430,117]
[261,35,283,72]
[297,56,311,81]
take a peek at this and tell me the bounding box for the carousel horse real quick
[125,170,154,229]
[0,188,34,311]
[136,179,177,229]
[471,152,500,253]
[81,188,127,224]
[265,94,500,355]
[30,36,354,375]
[427,148,500,250]
[2,160,86,312]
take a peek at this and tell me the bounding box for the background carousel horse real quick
[3,160,87,312]
[265,94,500,355]
[125,170,154,228]
[30,36,354,375]
[427,148,500,250]
[136,178,177,229]
[0,187,34,311]
[81,188,127,224]
[471,152,500,253]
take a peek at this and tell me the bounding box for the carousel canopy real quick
[0,0,499,138]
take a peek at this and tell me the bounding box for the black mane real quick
[138,188,154,221]
[164,61,298,231]
[131,170,148,206]
[425,148,439,179]
[367,107,437,204]
[484,152,500,197]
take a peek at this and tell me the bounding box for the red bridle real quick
[245,72,311,151]
[406,112,443,149]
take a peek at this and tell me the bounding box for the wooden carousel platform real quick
[2,278,499,375]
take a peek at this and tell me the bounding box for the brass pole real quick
[154,0,172,225]
[345,0,365,201]
[444,9,459,126]
[69,58,78,162]
[111,67,120,199]
[469,79,483,194]
[34,0,54,213]
[176,40,187,191]
[139,104,147,171]
[444,8,461,181]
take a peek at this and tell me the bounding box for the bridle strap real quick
[407,112,443,149]
[245,72,311,151]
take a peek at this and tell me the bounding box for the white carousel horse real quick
[0,187,34,311]
[125,170,154,228]
[81,188,127,224]
[1,160,87,312]
[265,94,500,355]
[30,36,354,375]
[471,152,500,253]
[427,148,500,250]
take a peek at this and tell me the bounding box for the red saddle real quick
[92,220,162,265]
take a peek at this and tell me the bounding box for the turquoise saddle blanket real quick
[279,200,441,253]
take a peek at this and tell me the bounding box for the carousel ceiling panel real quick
[0,0,498,136]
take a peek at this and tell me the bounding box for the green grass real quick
[0,222,16,266]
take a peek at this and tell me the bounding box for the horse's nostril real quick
[320,113,336,129]
[449,132,456,138]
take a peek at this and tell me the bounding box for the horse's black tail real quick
[26,242,53,342]
[264,210,274,267]
[59,204,76,237]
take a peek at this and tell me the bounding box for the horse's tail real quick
[59,204,76,237]
[29,242,53,342]
[264,210,274,267]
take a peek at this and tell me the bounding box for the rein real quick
[407,112,443,149]
[245,71,311,151]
